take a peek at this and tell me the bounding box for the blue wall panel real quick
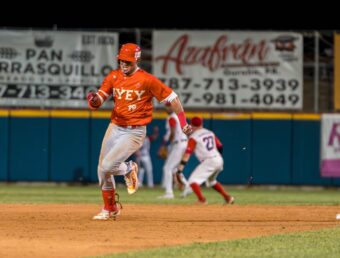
[148,119,169,185]
[9,118,49,181]
[252,120,292,184]
[0,116,9,180]
[90,118,111,183]
[144,122,162,185]
[211,119,252,184]
[292,120,331,185]
[5,110,340,186]
[50,118,90,182]
[331,178,340,186]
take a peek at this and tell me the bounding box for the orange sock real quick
[190,183,206,202]
[102,189,115,211]
[212,182,230,200]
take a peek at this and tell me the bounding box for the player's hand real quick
[157,145,168,160]
[175,171,186,190]
[87,91,101,109]
[182,124,193,136]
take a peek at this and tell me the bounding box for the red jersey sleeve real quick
[185,138,197,154]
[215,135,222,148]
[148,75,173,102]
[168,117,177,128]
[97,70,116,101]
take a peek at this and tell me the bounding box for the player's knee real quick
[206,180,217,187]
[99,159,120,174]
[188,178,195,185]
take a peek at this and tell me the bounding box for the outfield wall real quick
[1,110,340,186]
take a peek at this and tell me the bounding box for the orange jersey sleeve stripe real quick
[185,138,196,154]
[97,90,110,102]
[168,117,177,127]
[215,135,223,148]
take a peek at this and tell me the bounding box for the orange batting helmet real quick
[117,43,141,62]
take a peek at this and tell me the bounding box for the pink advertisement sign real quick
[321,114,340,177]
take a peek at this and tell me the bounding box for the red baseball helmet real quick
[117,43,141,62]
[190,117,203,127]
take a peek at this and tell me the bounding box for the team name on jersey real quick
[113,88,146,100]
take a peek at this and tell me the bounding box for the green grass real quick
[1,183,340,205]
[97,227,340,258]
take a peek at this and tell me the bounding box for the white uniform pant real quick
[138,154,154,187]
[188,156,224,187]
[97,123,146,189]
[162,141,187,195]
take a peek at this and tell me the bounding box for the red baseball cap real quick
[117,43,141,62]
[190,117,203,127]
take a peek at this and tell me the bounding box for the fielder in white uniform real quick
[135,126,159,188]
[158,103,191,199]
[175,116,235,204]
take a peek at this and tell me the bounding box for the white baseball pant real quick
[97,123,146,190]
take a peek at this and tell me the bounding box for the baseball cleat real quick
[180,186,193,198]
[92,209,120,221]
[157,193,174,199]
[195,200,208,205]
[225,196,235,205]
[124,161,139,194]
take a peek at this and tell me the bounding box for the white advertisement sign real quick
[153,31,303,109]
[0,30,118,108]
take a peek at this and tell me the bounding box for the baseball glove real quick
[157,145,168,160]
[175,172,186,190]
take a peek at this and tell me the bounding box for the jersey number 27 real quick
[203,136,214,151]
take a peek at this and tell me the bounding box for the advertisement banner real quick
[153,31,303,109]
[321,114,340,177]
[0,30,118,108]
[334,34,340,110]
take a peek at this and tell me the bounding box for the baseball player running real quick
[158,103,192,199]
[87,43,193,220]
[175,117,234,204]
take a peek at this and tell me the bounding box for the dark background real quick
[0,3,336,31]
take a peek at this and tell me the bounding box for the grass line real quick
[1,184,340,205]
[96,227,340,258]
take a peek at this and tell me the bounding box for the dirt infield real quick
[0,204,339,258]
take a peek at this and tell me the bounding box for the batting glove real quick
[182,124,193,136]
[87,91,101,110]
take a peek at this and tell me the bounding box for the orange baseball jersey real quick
[97,68,173,125]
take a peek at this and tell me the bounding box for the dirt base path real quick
[0,204,339,258]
